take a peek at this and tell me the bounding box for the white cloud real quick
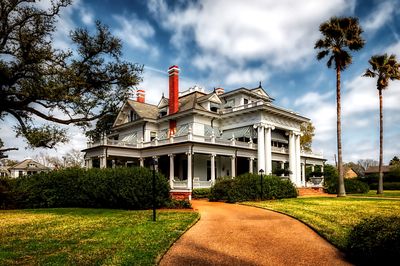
[113,15,159,58]
[362,1,396,34]
[149,0,355,67]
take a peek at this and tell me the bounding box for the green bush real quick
[192,188,211,199]
[209,174,297,203]
[347,216,400,264]
[4,167,171,210]
[323,165,369,194]
[370,182,400,190]
[164,199,192,209]
[345,179,370,194]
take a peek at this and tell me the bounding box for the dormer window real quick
[210,102,219,112]
[225,99,235,108]
[244,98,249,105]
[159,107,167,117]
[129,110,137,122]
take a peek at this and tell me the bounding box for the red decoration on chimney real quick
[136,89,145,103]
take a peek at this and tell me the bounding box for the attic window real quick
[129,111,137,122]
[159,107,167,117]
[210,103,219,112]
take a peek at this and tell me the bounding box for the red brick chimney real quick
[168,65,179,114]
[168,65,179,136]
[136,89,145,103]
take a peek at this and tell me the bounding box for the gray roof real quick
[365,166,391,174]
[127,100,159,120]
[10,159,50,171]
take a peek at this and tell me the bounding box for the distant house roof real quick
[364,166,391,174]
[10,159,50,171]
[344,168,358,179]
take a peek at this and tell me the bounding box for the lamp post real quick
[152,157,158,222]
[259,169,264,200]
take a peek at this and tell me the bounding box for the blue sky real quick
[3,0,400,164]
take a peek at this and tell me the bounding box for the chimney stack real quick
[136,89,145,103]
[215,87,224,95]
[168,65,179,114]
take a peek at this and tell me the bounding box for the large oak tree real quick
[0,0,143,151]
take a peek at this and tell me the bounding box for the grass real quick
[0,208,199,265]
[349,190,400,198]
[243,197,400,250]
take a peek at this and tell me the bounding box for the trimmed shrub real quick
[347,216,400,265]
[370,182,400,190]
[209,174,297,203]
[4,167,171,210]
[164,199,192,209]
[324,165,369,194]
[345,179,370,194]
[192,188,211,199]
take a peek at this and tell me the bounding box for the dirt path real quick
[159,200,351,266]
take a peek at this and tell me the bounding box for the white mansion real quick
[83,65,325,198]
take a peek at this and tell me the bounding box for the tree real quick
[389,156,400,166]
[357,159,378,171]
[0,0,143,151]
[300,122,315,152]
[363,54,400,194]
[63,149,84,168]
[315,17,365,197]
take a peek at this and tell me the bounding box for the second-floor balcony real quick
[87,132,323,159]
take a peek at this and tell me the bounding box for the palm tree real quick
[363,54,400,194]
[314,17,365,197]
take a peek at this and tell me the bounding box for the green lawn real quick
[0,208,199,265]
[244,197,400,249]
[349,190,400,198]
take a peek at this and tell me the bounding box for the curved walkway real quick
[160,200,351,266]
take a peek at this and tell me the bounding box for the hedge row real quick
[347,216,400,264]
[369,182,400,190]
[209,173,297,202]
[192,188,211,199]
[0,167,171,210]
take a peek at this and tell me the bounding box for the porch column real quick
[100,155,107,169]
[85,158,92,169]
[111,160,116,168]
[311,164,315,172]
[256,124,265,172]
[249,158,254,174]
[265,126,273,175]
[211,154,216,184]
[280,161,285,177]
[169,154,174,189]
[187,152,192,190]
[295,133,301,186]
[288,131,295,183]
[231,156,236,178]
[139,158,144,167]
[321,164,324,177]
[301,163,306,186]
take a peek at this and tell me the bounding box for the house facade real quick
[83,65,325,199]
[8,159,51,178]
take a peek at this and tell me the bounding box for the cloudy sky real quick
[2,0,400,164]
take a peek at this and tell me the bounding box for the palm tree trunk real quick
[378,89,384,194]
[336,67,346,197]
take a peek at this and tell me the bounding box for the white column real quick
[100,155,107,169]
[111,160,116,168]
[211,154,216,184]
[295,134,301,186]
[187,152,192,190]
[321,164,324,177]
[85,159,92,169]
[257,125,265,172]
[169,154,174,189]
[288,132,295,183]
[281,161,285,177]
[139,158,144,167]
[311,164,315,172]
[265,126,272,175]
[231,156,236,178]
[301,163,306,186]
[249,158,254,174]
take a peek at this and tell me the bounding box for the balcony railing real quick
[87,134,323,159]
